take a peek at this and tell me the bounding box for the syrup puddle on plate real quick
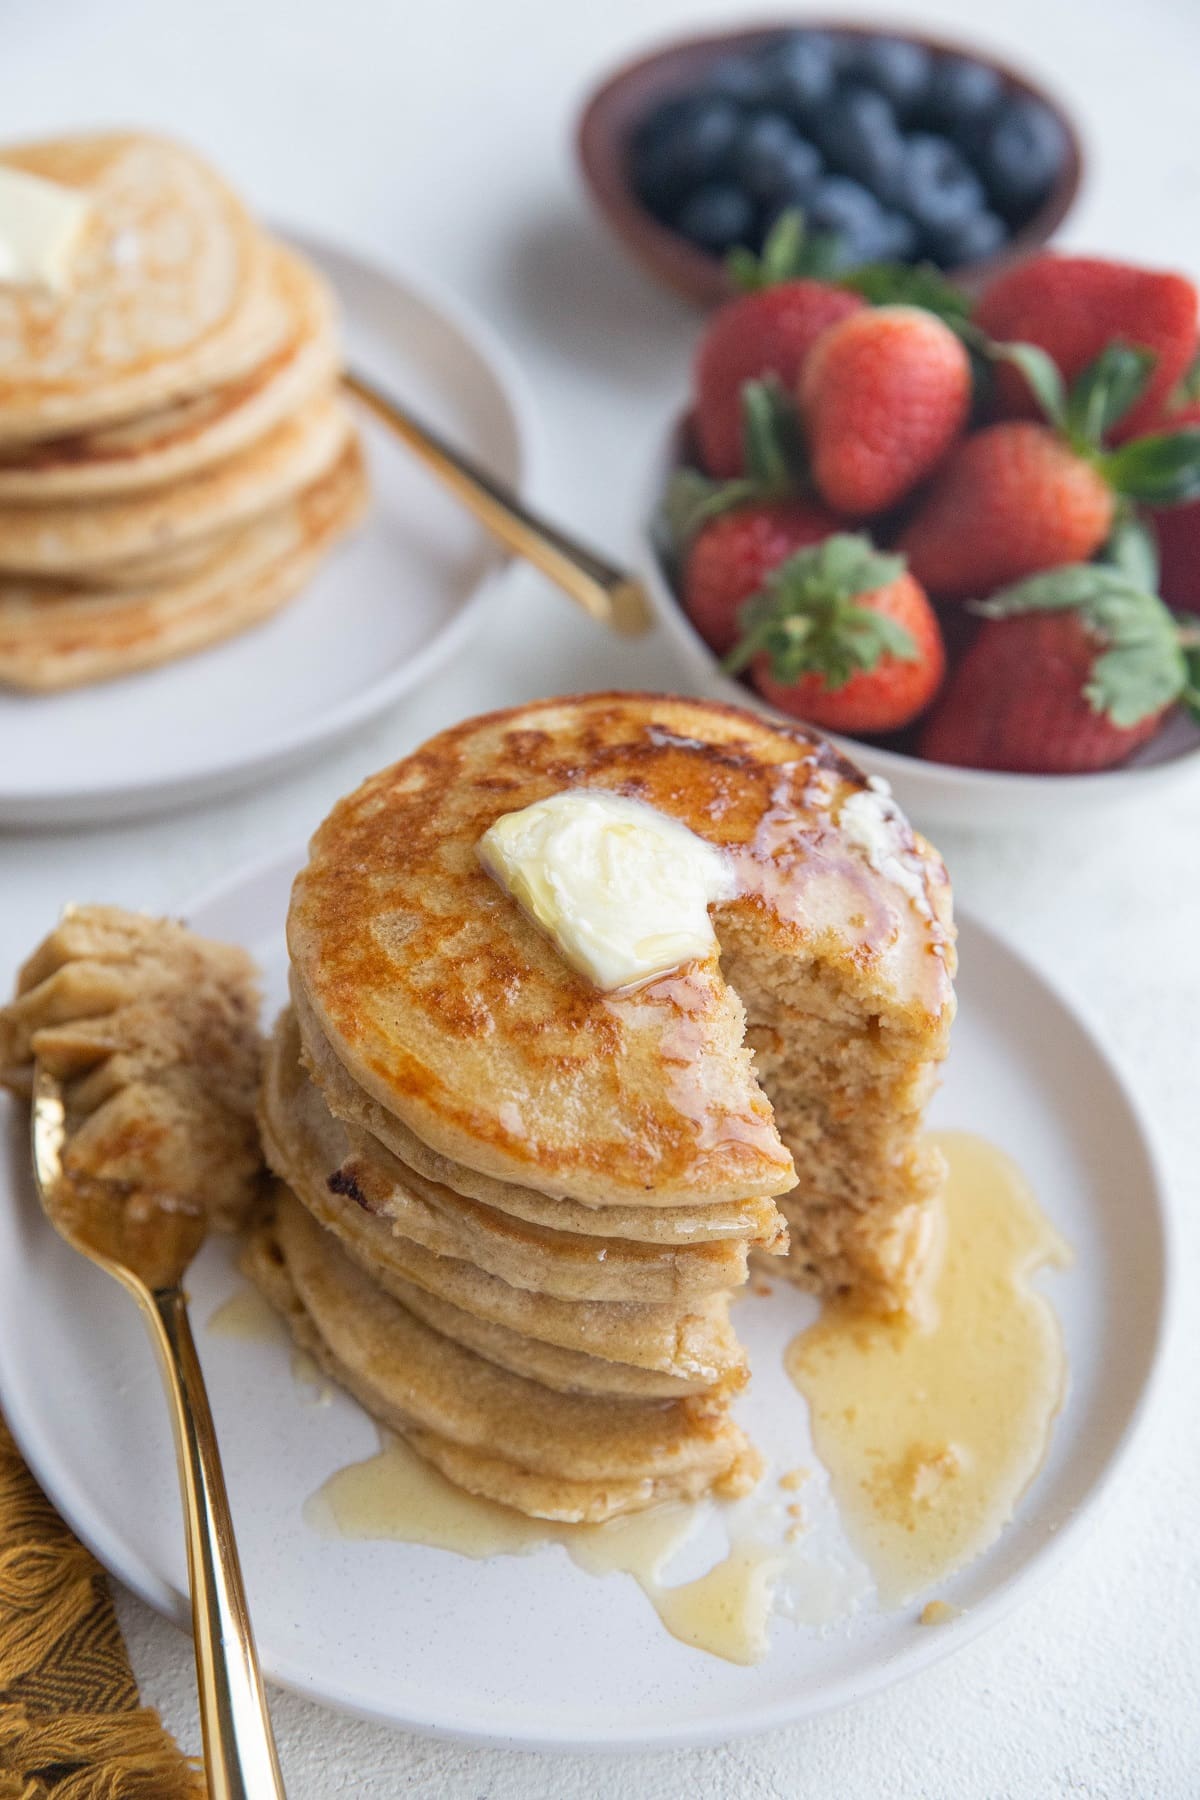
[214,1130,1069,1663]
[304,1437,793,1664]
[206,1285,283,1342]
[786,1129,1071,1605]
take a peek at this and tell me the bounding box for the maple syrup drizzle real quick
[211,1131,1068,1661]
[786,1130,1070,1604]
[304,1436,786,1665]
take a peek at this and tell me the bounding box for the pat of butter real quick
[0,165,91,293]
[478,790,735,992]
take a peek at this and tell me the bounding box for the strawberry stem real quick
[722,533,916,688]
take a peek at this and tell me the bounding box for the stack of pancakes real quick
[250,694,956,1524]
[0,132,365,691]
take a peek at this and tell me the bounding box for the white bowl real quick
[641,432,1200,832]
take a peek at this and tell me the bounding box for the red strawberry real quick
[1147,401,1200,613]
[725,534,945,735]
[918,566,1192,773]
[975,254,1198,443]
[898,423,1114,601]
[694,282,864,477]
[799,306,972,516]
[682,499,840,655]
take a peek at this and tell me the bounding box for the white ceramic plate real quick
[0,233,532,827]
[643,430,1200,831]
[0,850,1169,1751]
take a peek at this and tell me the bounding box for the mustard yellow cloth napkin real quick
[0,1412,204,1799]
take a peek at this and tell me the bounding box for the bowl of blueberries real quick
[578,21,1082,302]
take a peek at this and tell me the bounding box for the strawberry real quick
[682,498,840,655]
[898,339,1200,603]
[975,254,1198,443]
[799,306,972,516]
[918,565,1198,773]
[694,282,864,477]
[898,422,1115,601]
[724,534,945,735]
[1146,401,1200,613]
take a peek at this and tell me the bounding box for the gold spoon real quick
[343,368,653,637]
[30,1065,286,1800]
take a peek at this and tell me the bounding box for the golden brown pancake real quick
[288,695,953,1234]
[0,389,350,576]
[257,694,955,1521]
[295,981,784,1249]
[0,134,287,443]
[259,1041,747,1384]
[0,247,339,501]
[244,1189,761,1523]
[0,437,366,691]
[264,1008,761,1300]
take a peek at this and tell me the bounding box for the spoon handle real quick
[343,367,652,637]
[148,1288,286,1800]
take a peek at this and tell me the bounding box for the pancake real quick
[0,134,287,444]
[259,1040,746,1383]
[294,982,785,1249]
[243,1190,761,1523]
[287,696,953,1239]
[0,388,350,576]
[0,437,366,690]
[0,248,339,501]
[265,1008,766,1299]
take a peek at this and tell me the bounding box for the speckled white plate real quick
[0,232,532,827]
[0,849,1170,1750]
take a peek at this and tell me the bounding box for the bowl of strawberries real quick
[645,214,1200,826]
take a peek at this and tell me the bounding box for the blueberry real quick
[734,113,823,207]
[922,208,1008,269]
[804,174,890,269]
[978,96,1068,219]
[814,83,908,204]
[702,52,774,108]
[754,30,842,121]
[632,98,743,217]
[631,91,703,156]
[898,132,986,235]
[875,209,920,262]
[674,183,756,255]
[843,35,931,117]
[919,54,1003,134]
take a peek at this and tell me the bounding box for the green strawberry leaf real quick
[656,468,759,561]
[723,532,914,687]
[1178,621,1200,723]
[1103,429,1200,505]
[726,209,843,293]
[985,339,1068,429]
[1099,510,1160,593]
[838,261,972,328]
[1166,349,1200,411]
[741,377,809,492]
[972,564,1187,727]
[1065,343,1157,450]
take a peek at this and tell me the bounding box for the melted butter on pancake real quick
[0,165,91,292]
[479,789,735,993]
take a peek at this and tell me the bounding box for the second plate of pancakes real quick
[0,846,1169,1749]
[0,228,531,825]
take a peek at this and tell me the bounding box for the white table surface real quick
[3,0,1199,1793]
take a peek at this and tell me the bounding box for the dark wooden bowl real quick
[577,20,1085,307]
